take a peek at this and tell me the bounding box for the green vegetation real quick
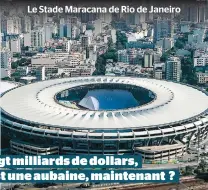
[181,52,198,85]
[11,72,21,82]
[1,77,12,81]
[175,40,184,49]
[116,31,127,50]
[104,48,117,62]
[161,33,190,61]
[93,48,118,75]
[11,58,28,69]
[21,46,29,51]
[86,24,95,31]
[107,37,113,49]
[93,55,106,75]
[203,37,208,42]
[195,159,208,173]
[160,33,197,85]
[93,35,118,75]
[13,53,21,58]
[174,33,189,49]
[160,47,176,62]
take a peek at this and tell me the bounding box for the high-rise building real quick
[71,26,80,39]
[1,49,11,78]
[144,50,153,68]
[111,29,117,44]
[31,28,45,47]
[59,19,72,39]
[183,5,206,23]
[1,49,11,69]
[44,23,53,42]
[32,15,41,28]
[153,18,174,43]
[165,57,181,82]
[94,19,102,36]
[66,23,72,38]
[81,36,90,49]
[36,66,45,81]
[135,13,145,25]
[23,33,31,47]
[80,13,97,23]
[156,38,174,50]
[7,17,21,35]
[22,16,31,33]
[10,38,21,54]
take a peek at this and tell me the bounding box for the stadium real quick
[1,76,208,162]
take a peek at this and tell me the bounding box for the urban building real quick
[156,38,174,50]
[1,49,12,78]
[10,38,21,54]
[165,57,181,82]
[194,50,208,67]
[16,66,29,77]
[19,76,37,84]
[23,33,31,47]
[117,50,129,64]
[81,35,90,49]
[153,18,174,43]
[6,17,21,35]
[22,16,31,33]
[154,69,163,80]
[144,50,153,68]
[36,66,45,81]
[196,72,208,84]
[94,19,102,36]
[31,28,45,47]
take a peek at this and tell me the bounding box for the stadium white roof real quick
[1,77,208,129]
[0,81,18,95]
[79,96,100,110]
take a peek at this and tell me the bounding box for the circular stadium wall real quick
[1,76,208,161]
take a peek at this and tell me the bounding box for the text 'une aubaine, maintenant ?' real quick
[27,5,181,14]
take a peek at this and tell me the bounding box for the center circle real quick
[55,83,156,111]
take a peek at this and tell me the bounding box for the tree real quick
[160,53,169,62]
[107,37,113,49]
[185,166,194,176]
[1,77,11,81]
[11,62,19,69]
[11,72,21,82]
[116,31,127,50]
[86,24,95,31]
[204,37,208,42]
[104,48,118,62]
[175,39,184,49]
[197,159,208,173]
[94,56,106,75]
[13,53,21,58]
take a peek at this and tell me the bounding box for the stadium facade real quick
[1,77,208,161]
